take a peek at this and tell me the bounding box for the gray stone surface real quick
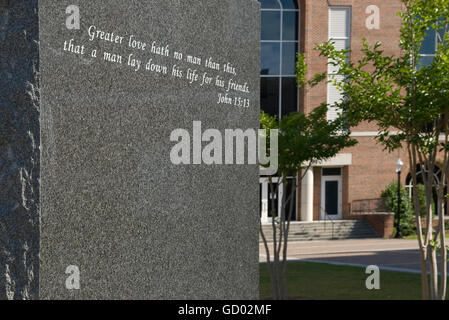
[0,0,40,300]
[38,0,260,299]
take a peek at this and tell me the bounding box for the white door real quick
[321,175,342,220]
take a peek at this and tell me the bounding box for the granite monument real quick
[1,0,260,299]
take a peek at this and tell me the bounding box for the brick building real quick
[258,0,445,230]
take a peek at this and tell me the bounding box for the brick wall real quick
[354,213,395,238]
[302,0,404,125]
[344,137,410,213]
[299,0,408,220]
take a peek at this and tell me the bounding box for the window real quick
[418,21,447,132]
[419,28,438,67]
[327,7,351,121]
[259,0,299,119]
[419,19,447,67]
[322,168,342,176]
[405,164,447,216]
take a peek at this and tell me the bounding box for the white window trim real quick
[320,171,343,220]
[327,6,351,122]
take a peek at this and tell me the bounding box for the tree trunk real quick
[260,174,301,300]
[281,176,297,299]
[408,144,429,299]
[419,248,430,300]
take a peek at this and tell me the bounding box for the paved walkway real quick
[259,239,442,274]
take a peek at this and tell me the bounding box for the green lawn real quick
[403,232,449,240]
[260,261,426,300]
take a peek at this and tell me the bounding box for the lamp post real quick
[395,158,404,238]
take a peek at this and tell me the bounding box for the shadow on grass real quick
[260,261,428,300]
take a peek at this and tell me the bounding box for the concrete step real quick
[259,220,380,242]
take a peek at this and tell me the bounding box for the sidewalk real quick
[259,239,431,274]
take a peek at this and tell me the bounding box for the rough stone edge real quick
[0,0,40,300]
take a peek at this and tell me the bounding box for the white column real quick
[301,168,314,222]
[261,181,269,224]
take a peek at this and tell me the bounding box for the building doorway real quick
[260,177,297,223]
[321,168,343,220]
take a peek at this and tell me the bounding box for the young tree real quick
[259,55,356,300]
[315,0,449,300]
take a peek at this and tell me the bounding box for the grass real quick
[403,234,420,240]
[260,261,427,300]
[403,231,449,240]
